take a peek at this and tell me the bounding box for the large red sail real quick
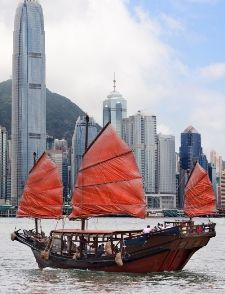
[184,162,216,217]
[17,152,63,219]
[69,124,146,219]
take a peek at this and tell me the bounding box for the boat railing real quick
[179,222,216,235]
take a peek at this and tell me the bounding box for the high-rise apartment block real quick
[122,111,157,194]
[210,150,222,177]
[0,126,8,201]
[71,116,98,191]
[220,170,225,209]
[103,79,127,136]
[156,134,176,209]
[11,0,46,205]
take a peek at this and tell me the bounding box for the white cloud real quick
[158,124,172,135]
[160,13,185,33]
[0,0,224,158]
[199,63,225,79]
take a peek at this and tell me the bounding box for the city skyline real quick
[0,0,224,158]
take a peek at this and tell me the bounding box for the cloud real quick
[160,13,185,33]
[0,0,224,158]
[199,63,225,79]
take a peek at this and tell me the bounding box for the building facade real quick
[11,0,46,205]
[103,80,127,137]
[122,111,157,194]
[71,116,98,191]
[178,126,208,208]
[156,134,176,209]
[180,126,202,171]
[0,127,8,201]
[220,170,225,209]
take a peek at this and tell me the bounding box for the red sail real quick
[69,124,146,219]
[17,152,63,219]
[184,162,216,217]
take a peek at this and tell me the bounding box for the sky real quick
[0,0,225,158]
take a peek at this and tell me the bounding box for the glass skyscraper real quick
[11,0,46,205]
[179,126,202,171]
[71,116,98,192]
[178,125,208,208]
[103,79,127,137]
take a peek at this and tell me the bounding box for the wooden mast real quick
[33,151,39,235]
[81,114,89,230]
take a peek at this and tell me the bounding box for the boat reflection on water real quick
[12,120,216,273]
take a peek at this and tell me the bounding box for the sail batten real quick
[184,162,216,217]
[17,152,63,219]
[69,124,146,219]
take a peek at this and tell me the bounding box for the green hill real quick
[0,80,97,144]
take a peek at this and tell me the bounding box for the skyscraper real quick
[0,126,8,201]
[11,0,46,205]
[71,116,98,191]
[122,111,157,194]
[178,126,208,207]
[156,134,176,209]
[179,126,202,171]
[103,77,127,137]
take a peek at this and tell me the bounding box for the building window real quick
[29,83,41,89]
[29,133,41,139]
[29,52,42,58]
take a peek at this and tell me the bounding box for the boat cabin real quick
[49,229,143,259]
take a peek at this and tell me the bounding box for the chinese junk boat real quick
[12,122,216,273]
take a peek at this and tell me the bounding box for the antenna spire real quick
[113,72,116,92]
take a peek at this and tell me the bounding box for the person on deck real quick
[143,225,151,234]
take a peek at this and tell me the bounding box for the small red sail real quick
[184,162,216,217]
[17,152,63,219]
[69,124,146,219]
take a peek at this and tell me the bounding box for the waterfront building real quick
[11,0,46,205]
[180,126,202,171]
[208,163,219,207]
[0,126,8,201]
[6,140,12,201]
[210,150,223,208]
[220,170,225,209]
[48,150,63,179]
[46,135,54,150]
[210,150,222,177]
[71,116,98,191]
[122,111,157,194]
[54,139,68,152]
[156,134,176,209]
[103,77,127,136]
[178,126,208,208]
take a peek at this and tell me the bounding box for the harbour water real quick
[0,217,224,294]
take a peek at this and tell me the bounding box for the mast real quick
[33,152,39,235]
[81,114,89,230]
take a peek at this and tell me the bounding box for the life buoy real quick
[11,232,17,241]
[105,241,112,255]
[196,226,203,234]
[115,252,123,266]
[40,250,50,261]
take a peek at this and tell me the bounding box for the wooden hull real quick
[14,227,215,273]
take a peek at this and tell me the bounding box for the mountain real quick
[0,80,97,144]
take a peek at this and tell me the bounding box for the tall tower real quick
[156,134,176,209]
[71,116,98,192]
[103,75,127,137]
[11,0,46,205]
[0,126,8,201]
[122,111,157,194]
[178,126,208,208]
